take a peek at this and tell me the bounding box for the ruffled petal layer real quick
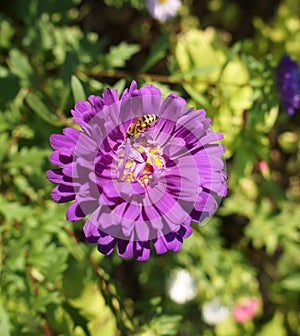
[47,80,227,260]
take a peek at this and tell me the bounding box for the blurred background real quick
[0,0,299,335]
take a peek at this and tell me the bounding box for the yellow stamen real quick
[117,138,166,188]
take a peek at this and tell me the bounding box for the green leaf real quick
[0,195,33,223]
[106,42,140,68]
[28,245,68,282]
[148,315,182,336]
[183,84,210,109]
[26,92,62,126]
[175,28,225,92]
[8,49,35,87]
[71,75,86,102]
[63,302,91,336]
[263,105,279,132]
[5,147,49,171]
[219,41,242,77]
[0,15,15,49]
[0,304,11,336]
[0,132,10,163]
[58,230,84,261]
[281,273,300,291]
[277,131,298,153]
[232,145,255,180]
[139,32,169,73]
[256,312,287,336]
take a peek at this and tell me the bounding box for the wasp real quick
[126,114,158,139]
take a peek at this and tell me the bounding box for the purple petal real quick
[194,191,218,214]
[143,204,164,230]
[177,222,193,238]
[66,202,86,221]
[83,220,101,243]
[51,184,75,203]
[117,239,134,259]
[153,235,168,254]
[134,241,151,261]
[160,94,186,121]
[71,100,97,127]
[135,220,150,241]
[195,132,224,149]
[49,151,73,166]
[103,88,119,105]
[88,95,104,111]
[148,186,188,226]
[120,80,137,100]
[174,110,207,143]
[153,231,183,254]
[73,133,98,157]
[46,169,74,186]
[50,134,76,151]
[98,242,115,255]
[138,84,162,116]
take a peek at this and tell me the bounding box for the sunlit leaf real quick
[106,42,140,69]
[256,312,287,336]
[281,274,300,291]
[71,75,86,102]
[0,304,11,336]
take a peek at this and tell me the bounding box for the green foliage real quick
[71,75,86,102]
[139,32,170,73]
[106,42,141,69]
[103,0,144,10]
[1,0,300,335]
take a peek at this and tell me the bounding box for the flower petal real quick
[66,202,86,221]
[117,239,134,259]
[134,241,151,261]
[51,184,75,203]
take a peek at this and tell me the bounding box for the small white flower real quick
[167,269,197,304]
[145,0,182,22]
[202,298,230,326]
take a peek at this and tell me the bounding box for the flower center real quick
[116,136,166,188]
[158,0,167,3]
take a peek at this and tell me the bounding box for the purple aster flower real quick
[145,0,181,22]
[276,55,300,115]
[47,81,227,261]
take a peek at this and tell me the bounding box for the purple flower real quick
[47,81,227,261]
[276,55,300,115]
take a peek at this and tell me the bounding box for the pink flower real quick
[258,159,270,179]
[232,298,260,323]
[258,160,268,173]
